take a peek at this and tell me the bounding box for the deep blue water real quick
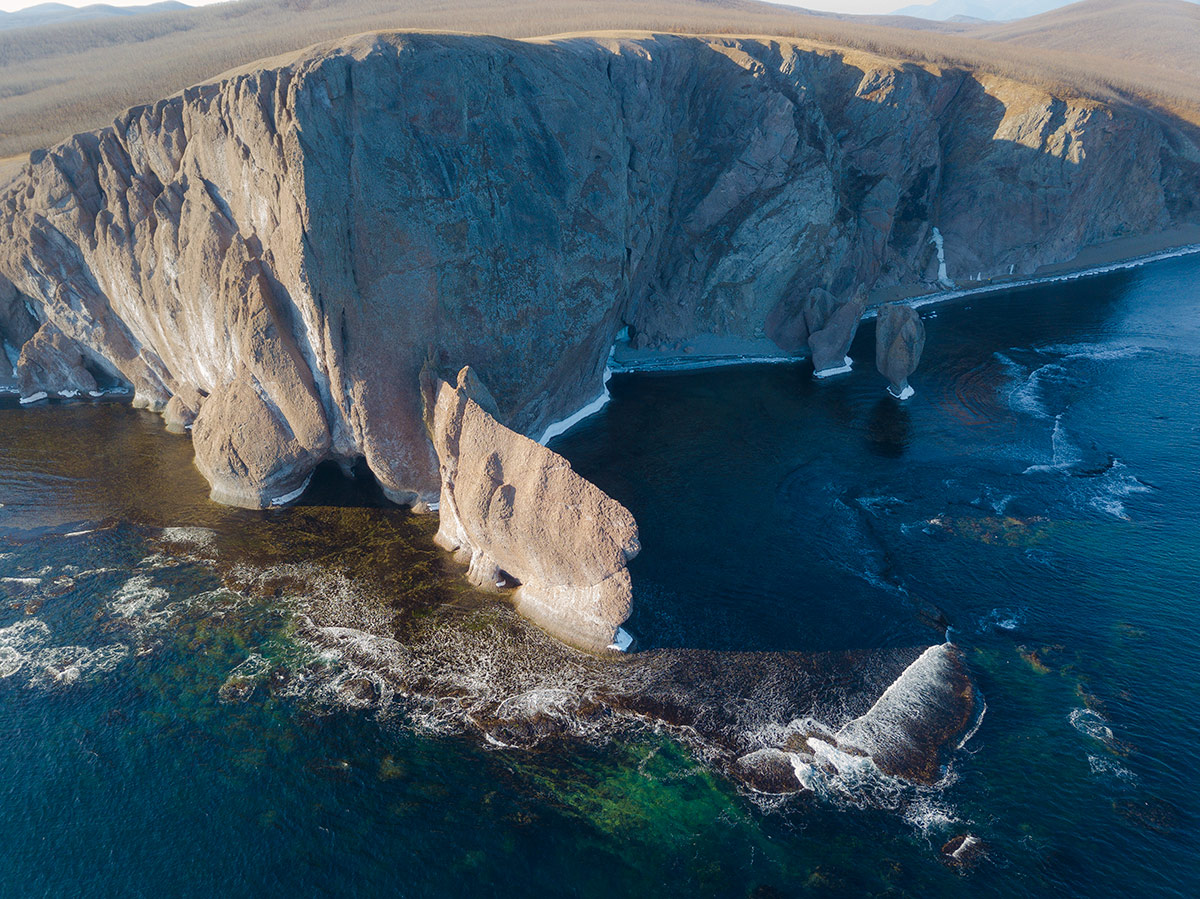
[3,253,1200,897]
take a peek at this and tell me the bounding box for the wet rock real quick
[940,834,985,869]
[16,321,98,398]
[809,288,866,375]
[429,366,640,654]
[735,748,804,794]
[875,305,925,399]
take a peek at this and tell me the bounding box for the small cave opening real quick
[295,456,396,509]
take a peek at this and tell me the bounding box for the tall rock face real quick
[875,304,926,398]
[430,366,640,653]
[0,32,1197,504]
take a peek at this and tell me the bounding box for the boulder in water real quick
[163,385,206,432]
[875,304,925,399]
[735,748,804,794]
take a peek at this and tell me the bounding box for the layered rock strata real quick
[0,32,1197,504]
[429,366,640,653]
[875,304,926,398]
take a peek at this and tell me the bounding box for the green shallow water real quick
[3,254,1200,897]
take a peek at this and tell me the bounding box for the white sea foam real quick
[979,608,1025,632]
[837,644,959,765]
[1070,708,1115,744]
[1009,362,1067,422]
[538,366,612,445]
[110,574,171,618]
[270,475,313,507]
[888,384,916,400]
[159,527,217,549]
[1088,460,1151,520]
[0,619,52,678]
[19,391,47,404]
[903,796,961,835]
[1089,755,1136,784]
[857,494,904,514]
[29,643,129,687]
[814,356,853,379]
[1037,341,1147,363]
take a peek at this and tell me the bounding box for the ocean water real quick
[3,254,1200,897]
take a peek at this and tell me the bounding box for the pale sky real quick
[0,1,925,16]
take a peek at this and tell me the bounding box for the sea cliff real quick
[1,31,1197,506]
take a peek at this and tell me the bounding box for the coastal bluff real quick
[1,31,1198,507]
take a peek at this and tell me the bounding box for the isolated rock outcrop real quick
[0,32,1195,504]
[430,366,640,653]
[875,304,926,398]
[809,288,867,375]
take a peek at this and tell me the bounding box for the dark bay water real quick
[3,253,1200,897]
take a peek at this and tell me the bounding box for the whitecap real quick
[1070,708,1115,745]
[1089,755,1137,784]
[110,574,170,617]
[28,643,130,687]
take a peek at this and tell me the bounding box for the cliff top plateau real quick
[1,0,1199,158]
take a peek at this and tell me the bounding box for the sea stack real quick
[875,304,926,399]
[809,287,867,377]
[428,366,640,654]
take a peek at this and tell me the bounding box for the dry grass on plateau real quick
[0,0,1198,157]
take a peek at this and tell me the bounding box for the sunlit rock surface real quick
[429,366,640,654]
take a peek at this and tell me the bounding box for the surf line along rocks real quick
[425,366,640,654]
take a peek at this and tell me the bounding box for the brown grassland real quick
[0,0,1198,157]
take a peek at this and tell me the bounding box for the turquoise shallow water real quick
[2,254,1200,896]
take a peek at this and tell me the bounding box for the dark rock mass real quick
[875,304,926,398]
[0,32,1196,504]
[810,287,867,375]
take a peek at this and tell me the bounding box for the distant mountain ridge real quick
[893,0,1199,20]
[0,2,189,31]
